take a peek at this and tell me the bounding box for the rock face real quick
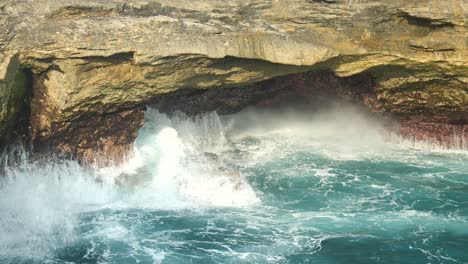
[0,0,466,160]
[0,54,19,145]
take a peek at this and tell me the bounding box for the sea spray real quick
[0,157,117,258]
[127,109,259,208]
[0,109,260,260]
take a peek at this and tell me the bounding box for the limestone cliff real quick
[0,0,466,160]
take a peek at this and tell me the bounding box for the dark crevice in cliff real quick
[76,52,135,63]
[308,0,338,4]
[151,69,377,116]
[399,12,456,29]
[408,44,455,53]
[1,68,34,149]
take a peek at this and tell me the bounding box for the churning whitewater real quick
[0,107,467,264]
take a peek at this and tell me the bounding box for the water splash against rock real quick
[0,107,467,263]
[0,109,261,260]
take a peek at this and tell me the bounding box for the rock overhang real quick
[0,0,466,160]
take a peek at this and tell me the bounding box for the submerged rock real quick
[0,0,466,160]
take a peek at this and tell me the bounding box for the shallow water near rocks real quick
[1,108,467,264]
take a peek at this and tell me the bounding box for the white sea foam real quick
[0,158,117,258]
[0,109,261,259]
[122,109,260,208]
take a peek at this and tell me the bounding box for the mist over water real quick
[0,106,467,263]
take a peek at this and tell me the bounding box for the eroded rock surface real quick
[0,53,22,145]
[0,0,466,159]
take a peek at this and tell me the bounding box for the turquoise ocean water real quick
[1,108,467,264]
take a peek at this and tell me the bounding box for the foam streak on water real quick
[0,107,467,264]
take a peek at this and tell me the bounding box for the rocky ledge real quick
[0,0,467,162]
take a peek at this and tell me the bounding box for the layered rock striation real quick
[0,0,466,160]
